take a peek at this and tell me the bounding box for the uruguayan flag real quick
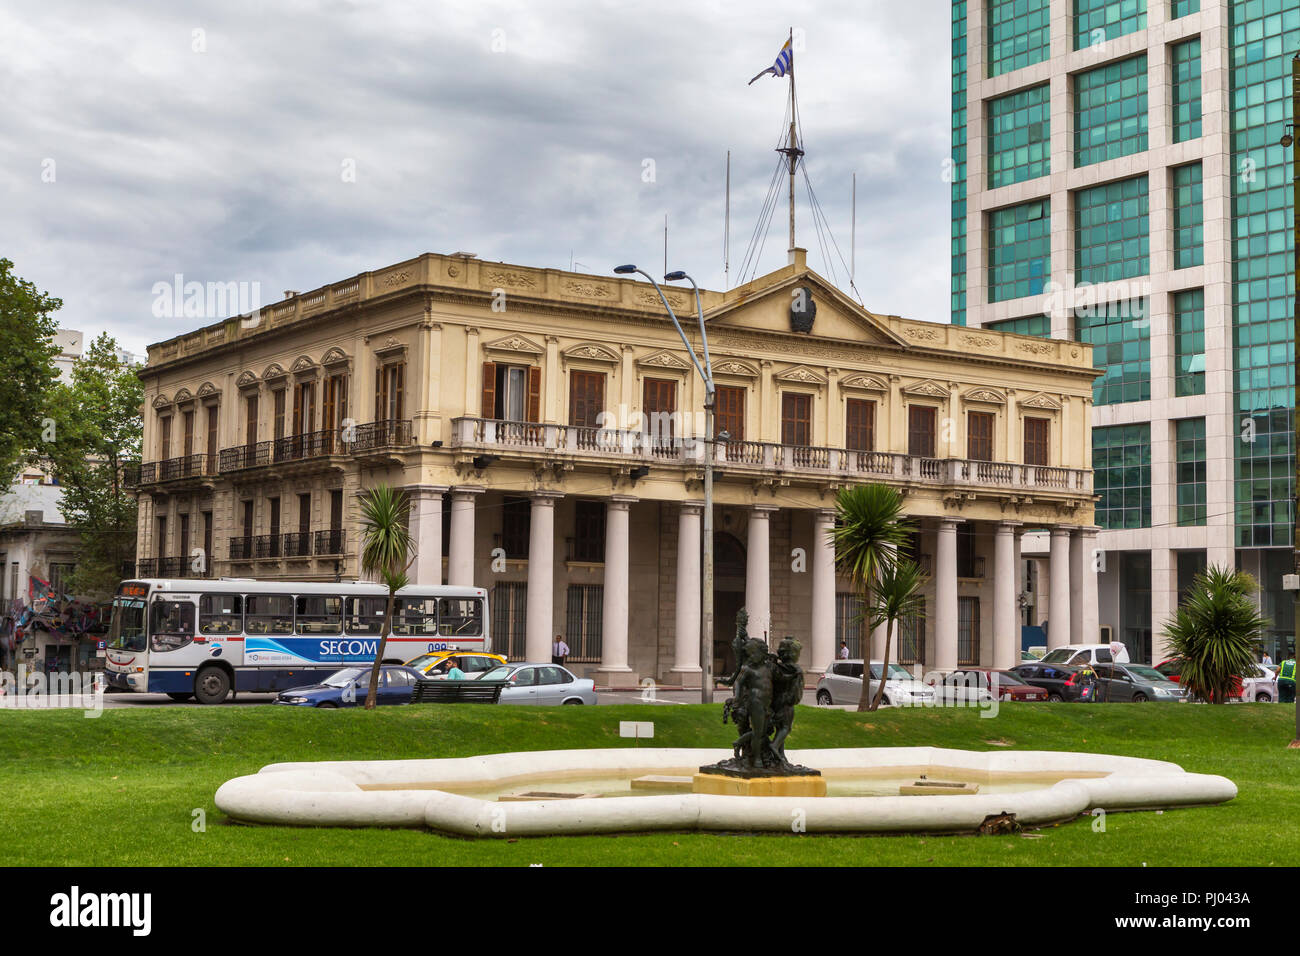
[748,38,793,85]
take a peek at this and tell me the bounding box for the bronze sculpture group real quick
[699,608,821,779]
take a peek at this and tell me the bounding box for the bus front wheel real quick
[194,667,231,705]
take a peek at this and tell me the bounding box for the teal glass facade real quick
[952,0,968,326]
[1075,56,1149,166]
[1075,0,1147,50]
[1075,176,1150,283]
[1172,0,1200,16]
[1171,38,1203,143]
[989,200,1051,302]
[987,314,1051,337]
[1174,288,1206,397]
[988,84,1051,188]
[1228,0,1297,549]
[1094,423,1153,529]
[1076,299,1151,404]
[1172,163,1204,269]
[988,0,1051,77]
[1176,418,1209,527]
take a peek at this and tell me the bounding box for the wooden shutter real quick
[527,366,541,422]
[292,385,301,435]
[395,364,405,420]
[715,385,745,442]
[569,371,605,428]
[643,378,677,439]
[245,396,258,447]
[908,406,936,458]
[967,411,994,461]
[206,405,218,461]
[780,393,812,447]
[846,399,875,451]
[183,411,194,457]
[481,362,497,418]
[375,366,384,421]
[1024,417,1050,466]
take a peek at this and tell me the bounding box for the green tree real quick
[867,558,928,711]
[0,258,61,482]
[358,485,413,710]
[43,333,143,597]
[1162,565,1266,704]
[829,484,912,711]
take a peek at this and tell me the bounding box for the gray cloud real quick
[0,0,949,355]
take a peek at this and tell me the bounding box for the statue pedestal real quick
[692,773,828,798]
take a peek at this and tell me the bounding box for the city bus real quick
[105,578,490,704]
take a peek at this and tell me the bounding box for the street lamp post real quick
[615,264,716,704]
[1281,52,1300,745]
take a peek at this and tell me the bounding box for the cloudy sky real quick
[1,0,950,358]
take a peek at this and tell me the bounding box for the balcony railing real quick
[314,529,346,555]
[254,534,282,559]
[448,417,1093,493]
[218,421,411,473]
[282,532,313,558]
[228,536,254,561]
[135,558,158,577]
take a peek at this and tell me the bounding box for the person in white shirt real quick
[1262,652,1274,667]
[839,641,850,660]
[552,634,570,666]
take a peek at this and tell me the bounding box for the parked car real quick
[930,668,1048,702]
[1092,663,1189,702]
[923,669,996,705]
[476,662,597,705]
[1155,657,1253,700]
[405,650,507,678]
[1039,643,1130,666]
[1007,662,1092,702]
[815,659,936,707]
[275,665,425,707]
[1240,663,1278,702]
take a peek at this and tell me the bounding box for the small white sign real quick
[1283,574,1299,591]
[619,721,654,739]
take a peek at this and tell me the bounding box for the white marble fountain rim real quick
[213,747,1238,836]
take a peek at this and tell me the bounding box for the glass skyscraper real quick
[952,0,1297,661]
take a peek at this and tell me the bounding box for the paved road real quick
[26,689,823,709]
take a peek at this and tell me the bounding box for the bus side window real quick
[344,596,385,635]
[246,594,294,635]
[438,598,483,636]
[200,594,242,634]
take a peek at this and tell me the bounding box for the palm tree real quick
[1162,565,1266,704]
[359,485,413,711]
[829,484,912,711]
[867,558,928,711]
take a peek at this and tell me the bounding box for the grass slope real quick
[2,702,1297,866]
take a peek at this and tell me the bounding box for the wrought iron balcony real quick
[347,419,412,453]
[448,417,1093,494]
[228,536,255,561]
[218,422,410,474]
[254,534,283,559]
[135,558,158,578]
[282,532,313,558]
[314,529,346,555]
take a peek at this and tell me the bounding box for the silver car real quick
[1093,663,1189,702]
[815,659,935,706]
[477,662,597,705]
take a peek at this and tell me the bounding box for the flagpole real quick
[724,150,731,290]
[788,26,796,254]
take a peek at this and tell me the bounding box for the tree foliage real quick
[0,258,61,483]
[358,485,412,710]
[42,333,143,598]
[1162,565,1266,704]
[829,484,912,711]
[867,558,928,711]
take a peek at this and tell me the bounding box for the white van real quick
[1039,642,1131,666]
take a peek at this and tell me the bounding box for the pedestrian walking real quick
[552,634,570,666]
[838,641,850,660]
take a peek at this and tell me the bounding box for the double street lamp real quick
[614,264,716,704]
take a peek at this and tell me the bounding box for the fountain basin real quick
[214,746,1236,836]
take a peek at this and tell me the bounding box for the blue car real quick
[275,665,424,707]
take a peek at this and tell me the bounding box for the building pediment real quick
[1020,391,1062,410]
[839,373,888,392]
[291,355,318,374]
[902,379,950,399]
[151,394,172,410]
[483,333,544,357]
[711,359,759,378]
[321,347,350,367]
[561,342,620,364]
[236,371,258,390]
[262,363,287,382]
[963,387,1006,405]
[196,381,220,399]
[636,349,691,371]
[774,364,827,386]
[173,387,194,404]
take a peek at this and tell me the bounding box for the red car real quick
[949,668,1049,702]
[1155,658,1243,700]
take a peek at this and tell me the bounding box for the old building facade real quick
[133,250,1099,684]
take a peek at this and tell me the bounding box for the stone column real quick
[406,485,448,586]
[1048,526,1073,650]
[447,486,483,586]
[525,492,562,663]
[1069,528,1084,645]
[810,508,837,675]
[994,521,1021,669]
[670,501,703,685]
[746,506,776,644]
[933,518,959,671]
[1079,526,1101,649]
[597,496,636,683]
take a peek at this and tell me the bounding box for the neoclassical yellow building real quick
[132,249,1099,685]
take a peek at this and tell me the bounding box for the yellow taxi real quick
[404,649,508,679]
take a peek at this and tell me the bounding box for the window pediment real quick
[902,379,950,399]
[236,371,259,390]
[712,359,758,378]
[774,364,827,386]
[839,373,888,392]
[262,363,288,382]
[1020,392,1062,411]
[561,342,620,365]
[484,333,544,357]
[962,387,1006,405]
[636,349,691,371]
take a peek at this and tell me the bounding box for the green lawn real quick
[3,701,1298,866]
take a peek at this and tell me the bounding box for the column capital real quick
[679,500,704,516]
[1049,524,1075,537]
[750,504,779,515]
[937,517,961,531]
[1076,524,1103,537]
[404,484,450,497]
[608,495,637,510]
[995,519,1024,530]
[814,508,838,521]
[451,485,485,499]
[530,490,564,504]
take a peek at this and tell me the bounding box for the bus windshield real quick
[109,598,147,652]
